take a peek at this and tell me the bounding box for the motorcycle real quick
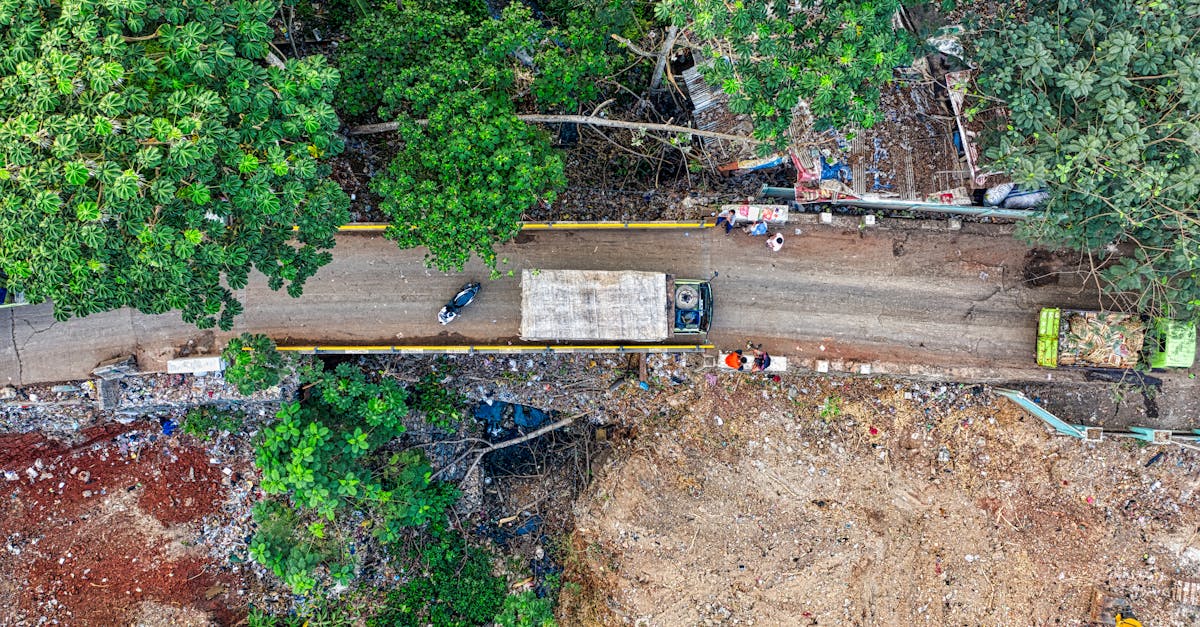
[438,282,481,325]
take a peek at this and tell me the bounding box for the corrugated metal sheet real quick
[681,65,722,130]
[520,270,669,342]
[680,63,756,163]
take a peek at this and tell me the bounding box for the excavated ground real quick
[563,373,1200,625]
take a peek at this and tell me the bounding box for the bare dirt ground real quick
[564,373,1200,625]
[0,423,254,626]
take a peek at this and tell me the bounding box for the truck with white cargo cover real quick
[519,269,712,342]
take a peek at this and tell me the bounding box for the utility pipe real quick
[760,186,1039,220]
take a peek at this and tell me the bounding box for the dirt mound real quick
[566,376,1200,625]
[0,425,249,625]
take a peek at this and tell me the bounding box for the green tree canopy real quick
[337,4,573,271]
[0,0,350,329]
[977,0,1200,316]
[253,362,458,592]
[655,0,915,146]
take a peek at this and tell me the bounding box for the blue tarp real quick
[475,400,552,438]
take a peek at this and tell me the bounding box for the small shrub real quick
[246,608,304,627]
[248,500,344,595]
[181,407,243,441]
[409,371,465,428]
[223,334,289,395]
[496,575,560,627]
[819,396,842,420]
[246,597,357,627]
[251,362,460,593]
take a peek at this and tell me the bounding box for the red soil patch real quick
[0,423,250,625]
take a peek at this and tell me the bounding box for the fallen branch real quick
[347,115,761,145]
[648,25,679,93]
[611,33,656,59]
[435,413,581,482]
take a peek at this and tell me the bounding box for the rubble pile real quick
[0,372,291,437]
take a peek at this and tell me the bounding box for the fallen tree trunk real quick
[348,114,762,145]
[432,413,581,482]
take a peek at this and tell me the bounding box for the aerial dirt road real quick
[1,222,1103,388]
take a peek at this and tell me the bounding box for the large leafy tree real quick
[976,0,1200,316]
[337,4,571,271]
[0,0,350,329]
[655,0,915,146]
[252,362,458,593]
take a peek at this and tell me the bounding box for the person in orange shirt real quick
[724,350,748,370]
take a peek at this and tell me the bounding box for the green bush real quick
[223,333,289,395]
[246,608,304,627]
[246,594,358,626]
[251,362,460,593]
[248,500,349,595]
[530,11,623,111]
[370,527,506,627]
[181,407,243,441]
[495,579,559,627]
[409,371,465,429]
[256,363,458,525]
[336,3,571,271]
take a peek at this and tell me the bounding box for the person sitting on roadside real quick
[751,349,772,372]
[724,350,748,371]
[744,219,768,236]
[714,208,736,234]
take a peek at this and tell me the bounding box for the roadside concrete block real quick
[815,360,830,373]
[92,355,137,380]
[859,363,871,375]
[1129,426,1172,444]
[167,356,225,375]
[948,217,962,230]
[863,215,876,227]
[819,212,833,224]
[1084,427,1103,442]
[95,379,120,411]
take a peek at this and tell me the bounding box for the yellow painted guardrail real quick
[518,221,710,230]
[277,344,714,354]
[293,221,713,232]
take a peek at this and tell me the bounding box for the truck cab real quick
[1145,317,1197,369]
[520,270,713,342]
[671,279,713,336]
